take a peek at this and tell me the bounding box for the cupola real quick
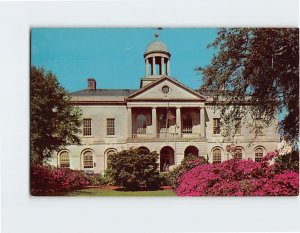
[141,33,171,87]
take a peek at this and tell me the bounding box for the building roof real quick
[70,88,214,97]
[69,87,222,105]
[144,40,170,56]
[71,89,138,96]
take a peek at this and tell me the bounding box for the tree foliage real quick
[30,66,82,164]
[275,151,299,173]
[106,148,160,190]
[197,28,299,145]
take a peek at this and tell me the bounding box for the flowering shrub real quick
[226,143,241,159]
[168,155,208,189]
[176,151,299,196]
[31,164,90,195]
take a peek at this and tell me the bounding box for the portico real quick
[127,104,207,140]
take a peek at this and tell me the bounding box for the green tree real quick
[197,28,299,145]
[275,151,299,173]
[106,148,160,190]
[30,66,82,164]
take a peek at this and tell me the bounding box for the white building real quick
[49,34,278,173]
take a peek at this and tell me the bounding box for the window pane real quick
[83,151,93,168]
[255,148,264,162]
[107,118,115,135]
[60,151,70,168]
[83,118,92,136]
[213,149,221,163]
[235,118,241,134]
[213,118,221,134]
[256,118,263,135]
[235,147,242,160]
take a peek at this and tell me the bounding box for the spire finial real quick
[155,32,159,40]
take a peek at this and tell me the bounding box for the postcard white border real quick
[0,1,299,232]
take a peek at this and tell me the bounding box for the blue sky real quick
[31,28,218,92]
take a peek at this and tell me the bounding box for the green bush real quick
[275,150,299,173]
[168,155,208,189]
[106,148,160,190]
[159,172,171,186]
[86,173,111,186]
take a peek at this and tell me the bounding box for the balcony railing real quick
[181,133,201,138]
[128,132,204,142]
[132,133,152,138]
[135,128,146,134]
[182,127,192,134]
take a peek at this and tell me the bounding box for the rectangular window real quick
[213,118,221,134]
[256,118,263,135]
[235,118,242,134]
[107,118,115,136]
[83,118,92,136]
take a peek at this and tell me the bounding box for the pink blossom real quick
[176,151,299,196]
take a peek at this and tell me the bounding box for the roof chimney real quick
[88,78,96,91]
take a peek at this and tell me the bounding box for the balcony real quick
[127,131,206,143]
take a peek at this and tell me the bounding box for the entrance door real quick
[160,146,174,172]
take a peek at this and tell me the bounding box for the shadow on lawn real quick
[32,186,175,196]
[113,185,172,192]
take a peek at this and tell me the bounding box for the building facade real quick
[49,35,279,173]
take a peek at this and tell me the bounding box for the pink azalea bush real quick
[176,150,299,196]
[168,155,208,189]
[31,164,90,195]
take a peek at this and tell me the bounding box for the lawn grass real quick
[66,188,176,196]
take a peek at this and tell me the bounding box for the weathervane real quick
[152,27,163,40]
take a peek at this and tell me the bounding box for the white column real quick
[145,59,149,76]
[152,107,157,137]
[152,57,156,75]
[161,57,165,75]
[176,107,181,137]
[167,59,170,76]
[128,107,132,138]
[200,107,206,138]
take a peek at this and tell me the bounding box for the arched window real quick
[137,146,150,155]
[136,114,147,134]
[182,113,192,133]
[235,147,243,160]
[213,148,221,164]
[105,149,117,170]
[83,151,93,169]
[184,146,199,158]
[59,151,70,168]
[255,148,264,162]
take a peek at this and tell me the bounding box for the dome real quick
[144,40,170,56]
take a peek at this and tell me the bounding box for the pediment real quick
[127,76,205,102]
